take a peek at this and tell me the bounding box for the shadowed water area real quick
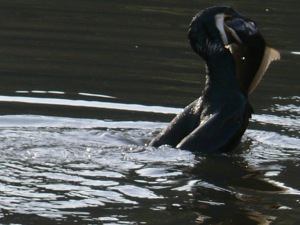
[0,0,299,224]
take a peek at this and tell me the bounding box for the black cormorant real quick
[149,6,280,153]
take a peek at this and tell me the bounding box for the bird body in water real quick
[149,6,280,153]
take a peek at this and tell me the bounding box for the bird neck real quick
[203,47,240,97]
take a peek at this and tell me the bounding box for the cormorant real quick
[149,6,280,153]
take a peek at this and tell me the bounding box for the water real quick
[0,0,299,224]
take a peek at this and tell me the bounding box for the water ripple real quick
[0,111,299,223]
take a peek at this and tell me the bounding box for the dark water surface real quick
[0,0,299,224]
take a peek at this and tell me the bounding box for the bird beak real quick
[215,10,263,47]
[215,13,233,46]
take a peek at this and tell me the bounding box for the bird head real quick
[188,6,280,93]
[188,6,241,58]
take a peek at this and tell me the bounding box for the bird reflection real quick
[187,153,286,225]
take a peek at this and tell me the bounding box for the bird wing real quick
[176,102,251,153]
[149,98,204,148]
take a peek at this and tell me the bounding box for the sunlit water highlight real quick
[0,95,181,114]
[0,95,299,224]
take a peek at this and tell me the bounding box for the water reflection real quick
[0,94,181,114]
[0,122,196,221]
[0,105,299,224]
[188,153,297,224]
[0,94,299,224]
